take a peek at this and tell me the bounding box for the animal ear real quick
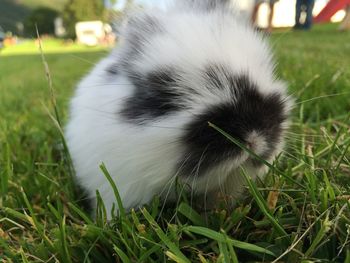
[178,0,232,12]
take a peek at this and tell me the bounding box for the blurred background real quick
[0,0,349,53]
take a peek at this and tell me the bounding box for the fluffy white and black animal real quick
[66,0,293,217]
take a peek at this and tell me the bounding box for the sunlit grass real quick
[0,38,107,56]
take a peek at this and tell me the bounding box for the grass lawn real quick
[0,39,107,56]
[0,24,350,262]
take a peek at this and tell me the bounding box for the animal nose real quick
[246,131,267,155]
[247,141,254,150]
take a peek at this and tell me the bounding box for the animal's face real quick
[179,71,291,182]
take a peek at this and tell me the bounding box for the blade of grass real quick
[4,207,30,224]
[35,26,59,126]
[115,227,138,259]
[166,251,190,263]
[241,168,290,242]
[36,26,76,196]
[114,245,131,263]
[345,250,350,263]
[222,230,239,263]
[218,241,230,263]
[68,202,94,224]
[99,163,125,219]
[20,248,30,263]
[137,245,161,262]
[47,201,73,261]
[142,208,190,263]
[326,113,350,167]
[96,190,108,226]
[83,237,101,263]
[177,202,206,226]
[335,138,350,172]
[1,143,12,202]
[60,215,73,263]
[0,217,25,231]
[183,226,276,257]
[47,202,61,221]
[198,254,209,263]
[299,104,306,161]
[304,214,332,257]
[21,188,54,250]
[323,171,335,202]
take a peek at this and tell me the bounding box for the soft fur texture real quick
[66,0,293,217]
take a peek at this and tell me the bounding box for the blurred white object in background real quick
[75,21,105,46]
[54,17,66,38]
[339,5,350,30]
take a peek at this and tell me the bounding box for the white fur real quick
[65,1,291,218]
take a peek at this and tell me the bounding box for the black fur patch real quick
[120,69,185,123]
[178,74,286,177]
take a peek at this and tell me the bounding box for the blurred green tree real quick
[24,7,59,37]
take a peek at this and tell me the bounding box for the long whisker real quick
[203,174,211,224]
[281,150,314,169]
[285,131,325,138]
[168,171,194,223]
[285,139,321,147]
[285,137,324,146]
[295,92,350,105]
[156,176,177,222]
[67,54,110,65]
[157,153,193,221]
[285,136,321,142]
[190,145,209,208]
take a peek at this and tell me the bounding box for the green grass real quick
[1,24,350,262]
[1,39,107,56]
